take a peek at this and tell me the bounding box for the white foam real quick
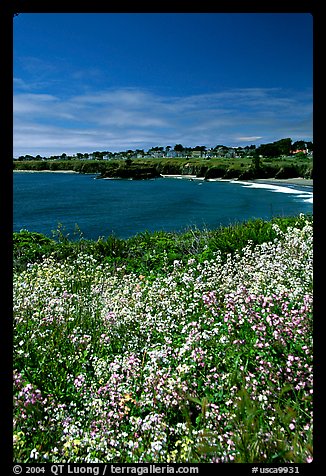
[303,197,313,204]
[230,180,313,203]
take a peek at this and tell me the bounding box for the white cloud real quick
[14,93,59,114]
[235,136,263,142]
[13,87,313,157]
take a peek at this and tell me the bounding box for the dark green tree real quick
[306,141,313,151]
[292,141,307,152]
[256,143,279,158]
[256,138,292,158]
[174,144,184,153]
[274,138,292,155]
[252,155,262,170]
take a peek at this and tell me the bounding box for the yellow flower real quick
[119,393,136,407]
[13,431,25,448]
[63,439,81,456]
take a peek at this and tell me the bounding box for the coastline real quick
[13,170,313,187]
[13,170,79,174]
[160,174,201,180]
[252,177,313,187]
[161,174,313,187]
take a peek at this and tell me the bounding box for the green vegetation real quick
[13,215,312,275]
[13,133,313,179]
[13,154,313,180]
[13,215,313,462]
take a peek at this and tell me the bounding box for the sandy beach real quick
[253,177,313,187]
[161,174,312,185]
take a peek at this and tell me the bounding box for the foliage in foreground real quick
[13,214,311,276]
[13,215,313,463]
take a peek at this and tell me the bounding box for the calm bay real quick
[13,172,313,240]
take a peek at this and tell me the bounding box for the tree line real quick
[14,138,313,161]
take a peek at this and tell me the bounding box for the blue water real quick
[13,172,313,240]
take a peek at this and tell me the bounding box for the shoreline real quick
[13,170,313,187]
[252,177,313,187]
[13,169,79,174]
[161,174,313,187]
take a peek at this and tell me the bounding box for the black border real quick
[2,1,321,472]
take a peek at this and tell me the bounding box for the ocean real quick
[13,172,313,240]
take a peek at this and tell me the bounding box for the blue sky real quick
[13,13,313,157]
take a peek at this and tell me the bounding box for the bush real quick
[204,166,226,179]
[13,230,56,270]
[13,215,312,276]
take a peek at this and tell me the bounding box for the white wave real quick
[303,197,313,203]
[230,180,313,203]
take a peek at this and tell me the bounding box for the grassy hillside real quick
[13,155,313,180]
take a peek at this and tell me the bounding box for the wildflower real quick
[258,395,267,403]
[13,218,313,463]
[30,448,39,459]
[73,374,85,389]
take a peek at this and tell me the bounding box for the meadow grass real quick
[13,214,313,463]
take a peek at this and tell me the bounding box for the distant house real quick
[150,151,165,158]
[225,148,236,158]
[213,146,235,157]
[190,150,202,158]
[205,149,216,158]
[166,150,178,158]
